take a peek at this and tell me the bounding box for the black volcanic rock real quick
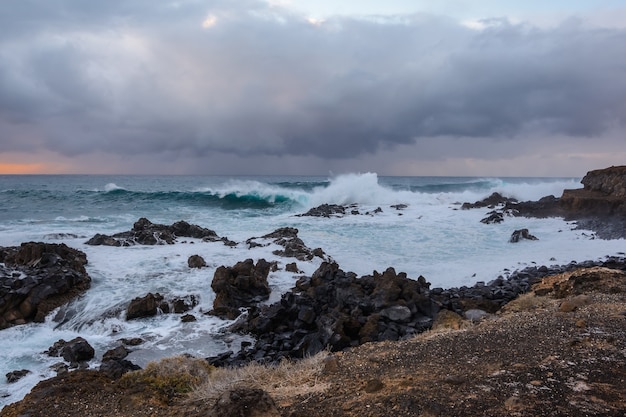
[210,259,272,320]
[462,192,518,209]
[85,218,235,246]
[298,204,347,217]
[246,227,326,262]
[46,337,95,366]
[225,262,438,363]
[0,242,91,329]
[509,228,538,243]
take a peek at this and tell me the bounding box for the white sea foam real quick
[103,183,125,192]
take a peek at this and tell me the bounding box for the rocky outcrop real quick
[187,255,206,268]
[298,204,386,218]
[580,165,626,198]
[463,166,626,239]
[218,262,439,365]
[126,293,168,320]
[46,337,95,367]
[210,259,272,320]
[6,369,31,383]
[0,242,91,329]
[85,218,236,247]
[99,345,141,379]
[560,166,626,216]
[246,227,326,262]
[509,228,538,243]
[298,204,347,217]
[462,192,518,209]
[125,293,198,320]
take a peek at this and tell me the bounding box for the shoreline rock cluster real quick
[0,242,91,329]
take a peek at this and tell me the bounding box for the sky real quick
[1,1,625,176]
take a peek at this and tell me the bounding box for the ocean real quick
[1,173,624,407]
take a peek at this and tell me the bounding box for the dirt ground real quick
[2,267,625,417]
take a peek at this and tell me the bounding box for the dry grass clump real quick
[499,292,556,314]
[190,351,330,403]
[120,355,214,402]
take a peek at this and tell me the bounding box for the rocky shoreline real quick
[1,166,625,415]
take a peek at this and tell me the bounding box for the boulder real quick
[0,242,91,329]
[126,293,167,320]
[6,369,31,383]
[509,229,538,243]
[480,211,504,224]
[297,204,347,217]
[210,259,272,320]
[46,337,95,366]
[187,254,206,268]
[99,345,140,379]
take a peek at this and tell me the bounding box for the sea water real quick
[1,173,624,407]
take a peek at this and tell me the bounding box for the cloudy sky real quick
[1,1,625,176]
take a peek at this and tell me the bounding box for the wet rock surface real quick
[126,293,198,320]
[45,337,95,367]
[209,258,272,320]
[0,242,91,329]
[85,218,236,246]
[246,227,327,262]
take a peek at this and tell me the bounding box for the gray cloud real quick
[0,1,625,168]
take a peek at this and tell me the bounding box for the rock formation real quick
[560,165,626,216]
[210,258,272,320]
[0,242,91,329]
[85,218,236,246]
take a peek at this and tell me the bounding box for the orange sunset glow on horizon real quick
[0,162,50,175]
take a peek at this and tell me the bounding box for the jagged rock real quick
[462,192,518,210]
[391,204,408,210]
[46,337,95,365]
[120,337,144,346]
[580,165,626,198]
[480,211,504,224]
[247,227,325,262]
[509,229,538,243]
[126,293,167,320]
[187,254,206,268]
[226,262,438,363]
[0,242,91,329]
[503,166,626,238]
[99,346,140,379]
[285,262,300,273]
[210,388,281,417]
[171,295,198,313]
[181,314,196,322]
[99,359,141,380]
[210,259,272,320]
[85,218,234,246]
[6,369,31,383]
[297,204,347,217]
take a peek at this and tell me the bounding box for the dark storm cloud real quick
[0,1,625,161]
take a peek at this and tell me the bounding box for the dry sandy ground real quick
[2,267,625,417]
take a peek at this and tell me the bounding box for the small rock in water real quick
[509,228,538,243]
[6,369,31,383]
